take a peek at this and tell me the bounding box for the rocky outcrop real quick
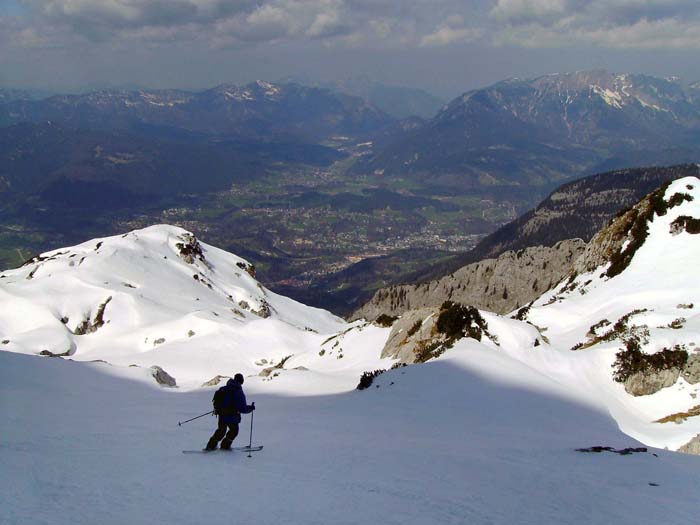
[150,366,177,387]
[175,233,205,265]
[236,261,256,278]
[73,296,113,335]
[677,434,700,455]
[613,344,700,397]
[681,354,700,384]
[252,299,273,319]
[352,240,585,321]
[201,375,229,387]
[613,341,690,396]
[380,302,494,365]
[39,349,72,358]
[381,308,437,363]
[670,215,700,235]
[624,368,682,396]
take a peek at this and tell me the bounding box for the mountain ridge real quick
[401,164,700,285]
[0,80,395,142]
[354,70,700,194]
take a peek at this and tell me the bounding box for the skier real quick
[205,373,255,451]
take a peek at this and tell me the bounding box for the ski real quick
[182,445,263,454]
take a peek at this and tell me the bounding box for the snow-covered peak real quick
[210,84,256,101]
[254,80,283,98]
[3,224,292,325]
[489,70,695,114]
[210,81,287,102]
[0,225,379,389]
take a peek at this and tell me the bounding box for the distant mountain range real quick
[355,70,700,193]
[0,81,393,143]
[4,72,699,183]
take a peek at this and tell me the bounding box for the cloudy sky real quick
[2,0,700,96]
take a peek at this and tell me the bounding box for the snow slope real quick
[507,177,700,451]
[0,225,393,392]
[2,347,700,525]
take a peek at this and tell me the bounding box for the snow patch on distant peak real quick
[635,96,667,112]
[255,80,282,98]
[223,88,255,101]
[591,85,624,109]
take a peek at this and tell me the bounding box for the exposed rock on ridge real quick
[409,164,700,284]
[73,296,113,335]
[352,240,585,321]
[678,435,700,455]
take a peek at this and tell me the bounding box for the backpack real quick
[212,386,239,416]
[212,387,226,414]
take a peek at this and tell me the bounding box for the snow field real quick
[2,349,700,525]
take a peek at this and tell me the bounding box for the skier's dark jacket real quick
[214,378,254,424]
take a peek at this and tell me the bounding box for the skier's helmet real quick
[234,373,244,384]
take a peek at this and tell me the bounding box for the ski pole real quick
[247,409,254,458]
[177,410,213,427]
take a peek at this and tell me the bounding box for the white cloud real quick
[210,0,348,44]
[420,25,482,47]
[419,14,482,47]
[490,0,569,23]
[306,10,343,38]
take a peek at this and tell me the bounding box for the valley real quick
[2,72,700,317]
[0,137,520,313]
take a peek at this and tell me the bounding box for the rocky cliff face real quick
[352,239,585,321]
[409,164,700,284]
